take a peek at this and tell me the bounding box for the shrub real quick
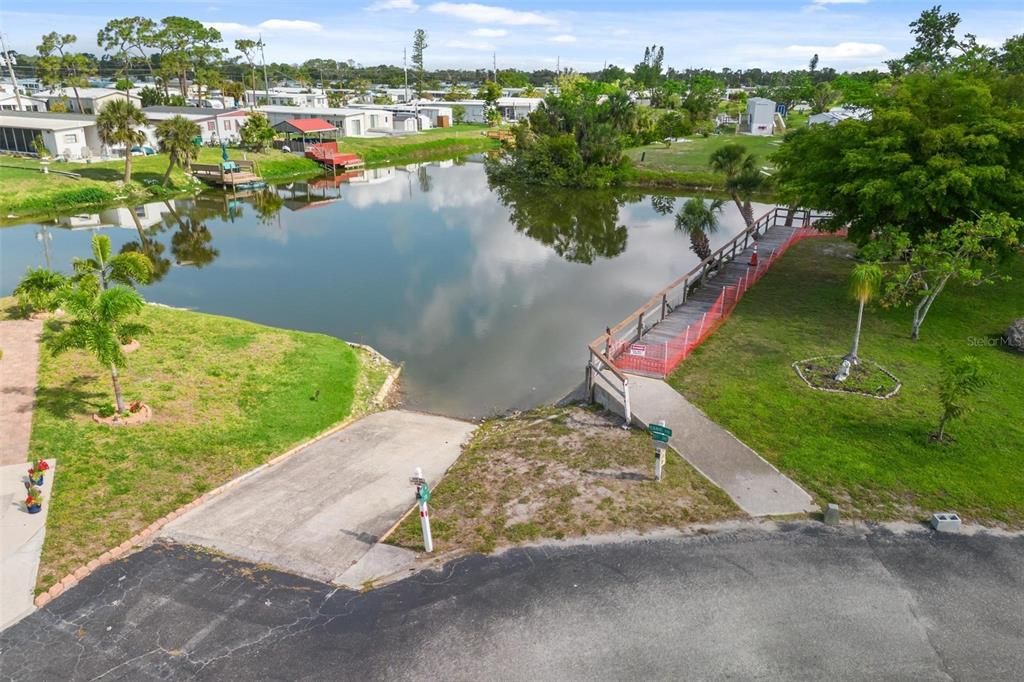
[97,404,116,418]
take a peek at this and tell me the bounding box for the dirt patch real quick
[387,405,739,555]
[121,339,140,354]
[92,403,153,426]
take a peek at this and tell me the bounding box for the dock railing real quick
[586,206,832,408]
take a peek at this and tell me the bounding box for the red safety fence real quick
[612,226,845,377]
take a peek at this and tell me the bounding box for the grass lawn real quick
[624,133,783,188]
[0,298,393,592]
[668,238,1024,527]
[335,124,499,164]
[387,406,738,555]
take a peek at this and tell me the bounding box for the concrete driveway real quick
[160,410,475,583]
[2,524,1021,680]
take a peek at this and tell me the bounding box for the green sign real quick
[648,424,673,439]
[417,483,432,503]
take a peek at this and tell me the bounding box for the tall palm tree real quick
[73,233,152,290]
[48,277,149,413]
[96,99,147,183]
[843,262,883,367]
[708,143,759,227]
[675,196,724,261]
[155,115,202,186]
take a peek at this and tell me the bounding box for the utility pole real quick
[492,51,497,83]
[404,47,409,103]
[258,34,270,103]
[556,56,560,77]
[0,34,24,111]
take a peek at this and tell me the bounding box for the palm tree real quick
[675,196,724,260]
[708,143,760,227]
[843,262,883,367]
[14,268,70,314]
[48,277,149,414]
[155,115,202,186]
[73,233,152,290]
[96,99,147,183]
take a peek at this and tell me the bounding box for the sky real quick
[1,0,1022,73]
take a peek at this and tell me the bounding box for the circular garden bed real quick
[792,356,901,399]
[92,403,153,426]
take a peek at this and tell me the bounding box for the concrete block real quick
[823,503,840,526]
[34,593,52,608]
[930,512,961,532]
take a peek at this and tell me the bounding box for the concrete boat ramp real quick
[160,410,476,586]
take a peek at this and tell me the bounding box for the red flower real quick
[36,460,50,471]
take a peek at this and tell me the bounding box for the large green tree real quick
[96,16,158,82]
[412,29,428,99]
[773,70,1024,244]
[153,17,226,98]
[37,33,96,113]
[96,99,147,183]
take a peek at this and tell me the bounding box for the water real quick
[0,159,759,418]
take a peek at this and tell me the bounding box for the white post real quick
[415,466,433,553]
[622,377,631,427]
[654,419,666,481]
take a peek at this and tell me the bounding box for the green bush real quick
[96,404,116,418]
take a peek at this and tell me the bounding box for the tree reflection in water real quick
[492,182,633,265]
[163,200,220,268]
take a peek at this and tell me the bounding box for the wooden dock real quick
[585,207,831,423]
[191,160,263,188]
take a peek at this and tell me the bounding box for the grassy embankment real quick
[388,405,738,555]
[0,125,498,218]
[668,238,1024,527]
[0,298,393,592]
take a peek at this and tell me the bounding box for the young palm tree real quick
[708,143,760,227]
[73,233,152,290]
[96,99,147,183]
[13,268,70,314]
[675,196,724,261]
[48,277,149,414]
[155,115,202,186]
[843,262,883,366]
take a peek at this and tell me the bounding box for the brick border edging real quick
[33,354,403,609]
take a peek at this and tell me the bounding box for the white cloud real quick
[471,28,508,37]
[366,0,420,11]
[259,19,323,31]
[549,34,577,44]
[208,19,323,36]
[784,41,887,59]
[445,39,496,50]
[428,2,557,26]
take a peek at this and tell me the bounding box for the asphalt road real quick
[1,524,1021,681]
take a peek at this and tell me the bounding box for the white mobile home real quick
[0,111,103,159]
[257,105,391,137]
[141,106,252,145]
[34,88,142,114]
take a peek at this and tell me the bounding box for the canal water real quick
[0,158,761,418]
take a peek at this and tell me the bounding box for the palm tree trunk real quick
[124,150,133,184]
[741,200,754,228]
[729,192,747,227]
[847,299,865,364]
[162,154,176,186]
[72,86,84,113]
[110,364,126,413]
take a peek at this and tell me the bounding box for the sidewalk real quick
[0,319,43,466]
[1,459,56,630]
[626,375,816,516]
[161,410,476,583]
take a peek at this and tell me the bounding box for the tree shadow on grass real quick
[35,376,108,419]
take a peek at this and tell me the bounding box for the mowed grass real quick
[335,124,499,164]
[668,238,1024,526]
[18,302,392,591]
[387,406,738,555]
[625,133,783,187]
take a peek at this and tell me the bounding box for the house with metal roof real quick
[140,106,252,145]
[33,87,142,114]
[808,106,873,127]
[257,105,391,137]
